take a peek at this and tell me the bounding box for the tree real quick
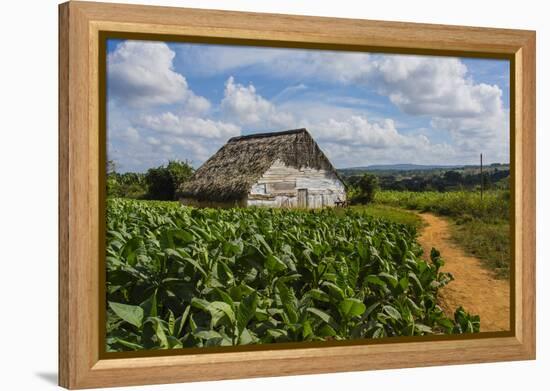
[351,173,379,204]
[145,160,194,200]
[145,166,173,200]
[166,160,194,188]
[444,170,462,182]
[107,159,117,174]
[106,159,122,197]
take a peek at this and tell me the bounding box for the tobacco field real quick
[106,199,479,352]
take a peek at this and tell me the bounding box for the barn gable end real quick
[247,159,345,208]
[178,128,346,208]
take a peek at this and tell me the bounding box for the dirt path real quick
[416,212,510,332]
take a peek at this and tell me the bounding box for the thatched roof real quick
[177,128,343,202]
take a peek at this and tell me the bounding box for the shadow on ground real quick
[35,372,57,385]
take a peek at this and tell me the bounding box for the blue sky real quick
[106,39,510,172]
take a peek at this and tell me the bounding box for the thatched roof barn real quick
[178,128,346,208]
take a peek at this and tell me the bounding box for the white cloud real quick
[219,82,466,166]
[107,43,509,170]
[109,114,241,171]
[301,115,461,167]
[221,77,294,129]
[182,46,372,84]
[146,136,161,146]
[374,56,482,116]
[272,83,308,102]
[108,40,210,114]
[116,111,242,168]
[178,45,291,76]
[320,138,460,168]
[214,51,507,139]
[215,75,480,166]
[123,126,141,143]
[312,116,404,149]
[371,57,506,127]
[181,47,504,123]
[140,112,241,140]
[179,47,508,161]
[368,55,509,161]
[106,41,237,170]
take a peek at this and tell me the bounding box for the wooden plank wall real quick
[248,160,346,208]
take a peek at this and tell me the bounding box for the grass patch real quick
[374,190,511,279]
[450,218,510,278]
[348,204,423,230]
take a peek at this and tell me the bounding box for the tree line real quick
[107,160,508,205]
[107,160,193,200]
[344,168,509,195]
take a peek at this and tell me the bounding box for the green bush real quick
[349,173,379,205]
[145,160,194,200]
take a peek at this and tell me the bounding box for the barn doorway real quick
[297,189,308,208]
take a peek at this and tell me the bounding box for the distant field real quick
[374,190,510,277]
[375,190,509,220]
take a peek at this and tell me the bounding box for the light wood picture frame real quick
[58,1,536,389]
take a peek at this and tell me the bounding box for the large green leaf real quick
[365,275,386,288]
[194,330,223,340]
[321,281,345,301]
[414,323,433,334]
[265,254,287,273]
[339,298,366,319]
[254,234,272,254]
[307,307,339,330]
[140,291,157,318]
[152,318,169,348]
[237,292,257,335]
[305,289,330,303]
[276,282,298,324]
[382,305,402,321]
[108,302,144,328]
[190,297,211,311]
[208,301,236,327]
[174,305,190,337]
[169,249,207,278]
[378,272,398,289]
[113,338,143,350]
[167,309,175,335]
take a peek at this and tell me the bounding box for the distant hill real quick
[338,162,510,192]
[338,163,509,172]
[347,164,463,171]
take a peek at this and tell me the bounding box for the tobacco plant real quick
[105,199,480,351]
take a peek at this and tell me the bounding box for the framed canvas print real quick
[58,1,536,389]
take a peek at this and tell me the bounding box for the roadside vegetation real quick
[450,219,510,278]
[374,189,510,278]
